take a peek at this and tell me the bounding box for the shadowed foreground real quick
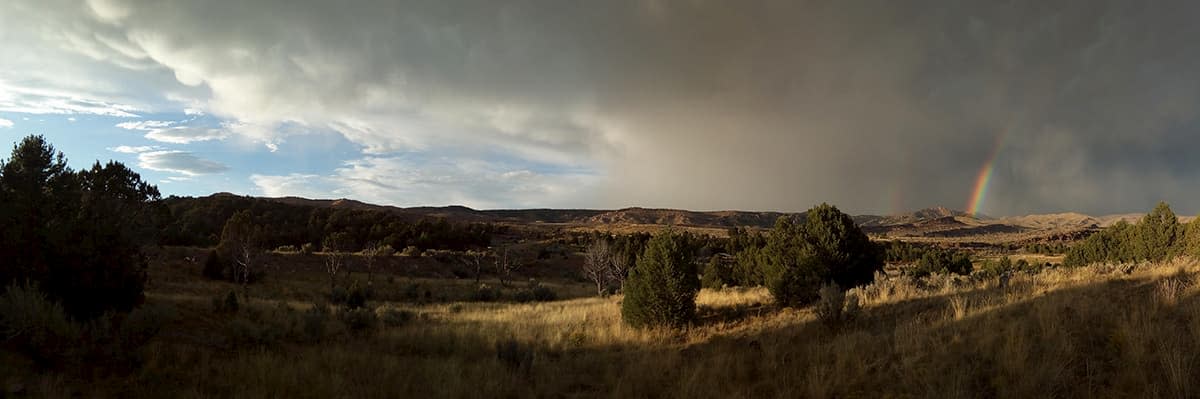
[6,255,1200,398]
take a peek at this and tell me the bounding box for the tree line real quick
[604,204,885,328]
[1063,202,1200,267]
[160,194,500,252]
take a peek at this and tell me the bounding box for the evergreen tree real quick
[1138,201,1179,262]
[621,229,699,328]
[700,256,730,289]
[0,136,157,319]
[763,203,882,307]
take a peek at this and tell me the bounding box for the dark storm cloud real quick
[6,0,1200,214]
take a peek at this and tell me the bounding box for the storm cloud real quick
[3,0,1199,215]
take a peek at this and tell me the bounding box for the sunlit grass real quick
[18,252,1200,397]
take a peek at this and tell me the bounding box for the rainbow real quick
[966,132,1008,216]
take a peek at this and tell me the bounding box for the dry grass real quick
[12,256,1200,397]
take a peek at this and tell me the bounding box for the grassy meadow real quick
[7,248,1200,398]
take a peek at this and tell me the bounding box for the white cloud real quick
[108,145,158,153]
[143,127,227,144]
[0,118,12,128]
[0,80,141,117]
[116,120,227,143]
[252,156,600,209]
[116,120,173,130]
[137,150,228,175]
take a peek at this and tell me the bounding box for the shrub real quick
[907,249,973,278]
[469,283,501,302]
[763,204,882,307]
[513,280,557,303]
[0,282,172,370]
[1064,202,1182,267]
[701,256,731,289]
[202,250,225,280]
[621,229,699,328]
[0,282,83,367]
[345,283,369,309]
[340,307,378,333]
[330,286,348,304]
[732,246,765,286]
[531,285,556,302]
[377,308,414,327]
[301,303,330,342]
[300,243,316,255]
[401,283,422,301]
[212,291,240,313]
[813,283,858,329]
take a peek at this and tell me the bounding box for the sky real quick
[1,0,1199,216]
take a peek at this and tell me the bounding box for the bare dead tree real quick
[608,249,630,293]
[323,232,353,295]
[494,246,522,287]
[582,240,612,296]
[232,241,259,293]
[219,210,261,294]
[361,242,394,288]
[463,250,489,284]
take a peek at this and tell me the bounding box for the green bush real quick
[0,282,173,370]
[732,246,765,286]
[0,282,83,367]
[469,283,501,302]
[763,204,882,307]
[621,229,699,328]
[813,283,858,329]
[906,249,973,278]
[513,280,557,303]
[1065,202,1182,267]
[701,256,731,289]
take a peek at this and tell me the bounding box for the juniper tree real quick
[762,203,882,307]
[621,229,699,328]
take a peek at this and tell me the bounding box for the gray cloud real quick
[5,0,1200,214]
[137,150,228,175]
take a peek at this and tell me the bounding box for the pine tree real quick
[621,229,699,328]
[701,256,728,289]
[1138,201,1179,262]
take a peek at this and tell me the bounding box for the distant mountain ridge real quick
[203,193,1188,231]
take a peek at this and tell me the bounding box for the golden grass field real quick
[8,252,1200,398]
